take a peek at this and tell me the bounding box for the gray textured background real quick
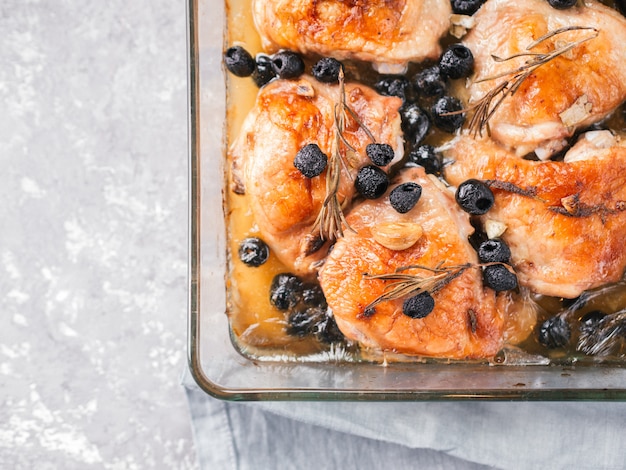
[0,0,197,467]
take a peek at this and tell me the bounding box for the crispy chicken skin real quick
[252,0,451,73]
[464,0,626,158]
[229,77,402,276]
[444,132,626,299]
[318,167,505,359]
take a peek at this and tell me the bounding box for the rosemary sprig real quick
[312,68,376,242]
[362,263,473,311]
[464,26,599,137]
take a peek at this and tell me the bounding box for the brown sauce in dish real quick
[222,0,626,363]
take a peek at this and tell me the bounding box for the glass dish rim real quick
[186,0,626,402]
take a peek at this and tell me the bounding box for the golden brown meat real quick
[318,167,505,359]
[444,131,626,299]
[463,0,626,158]
[252,0,451,73]
[230,76,403,276]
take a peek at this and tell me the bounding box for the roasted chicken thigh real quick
[319,167,505,358]
[463,0,626,158]
[230,76,403,276]
[253,0,451,73]
[444,131,626,299]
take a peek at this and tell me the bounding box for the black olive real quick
[400,103,431,146]
[579,310,605,335]
[477,238,511,264]
[355,165,389,199]
[312,57,343,83]
[271,50,305,79]
[286,307,321,337]
[402,291,435,319]
[224,46,256,77]
[455,179,494,215]
[269,273,303,310]
[366,143,395,166]
[451,0,487,15]
[375,76,411,102]
[538,316,571,348]
[252,54,276,87]
[482,264,518,292]
[315,312,345,344]
[389,182,422,214]
[302,283,327,308]
[294,143,328,178]
[548,0,578,10]
[439,44,475,80]
[406,145,442,175]
[413,66,447,98]
[238,237,270,267]
[431,96,465,133]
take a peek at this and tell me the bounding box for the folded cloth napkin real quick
[184,386,496,470]
[182,371,626,470]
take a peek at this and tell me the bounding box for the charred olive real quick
[271,50,305,79]
[548,0,577,10]
[366,143,395,167]
[477,238,511,264]
[451,0,487,15]
[403,291,435,319]
[538,315,571,348]
[482,264,518,292]
[302,283,327,308]
[455,179,494,215]
[431,96,465,133]
[355,165,389,199]
[439,44,475,80]
[579,310,606,336]
[294,143,328,178]
[315,312,345,344]
[238,237,270,267]
[269,273,303,310]
[413,66,447,98]
[286,307,319,337]
[400,103,431,146]
[389,182,422,214]
[312,57,343,83]
[406,145,442,175]
[375,76,411,102]
[224,46,256,77]
[252,54,276,87]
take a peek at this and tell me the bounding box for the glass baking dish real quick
[187,0,626,400]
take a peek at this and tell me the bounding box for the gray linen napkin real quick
[182,371,626,470]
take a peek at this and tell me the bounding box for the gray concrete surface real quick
[0,1,197,467]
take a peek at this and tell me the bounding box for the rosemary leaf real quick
[465,26,599,136]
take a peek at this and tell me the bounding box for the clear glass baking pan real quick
[187,0,626,400]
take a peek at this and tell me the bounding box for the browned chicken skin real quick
[463,0,626,158]
[319,167,505,359]
[229,77,402,276]
[252,0,451,73]
[444,131,626,299]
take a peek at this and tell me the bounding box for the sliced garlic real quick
[559,94,592,128]
[485,219,507,239]
[372,222,423,251]
[373,62,408,75]
[450,14,476,39]
[582,129,616,149]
